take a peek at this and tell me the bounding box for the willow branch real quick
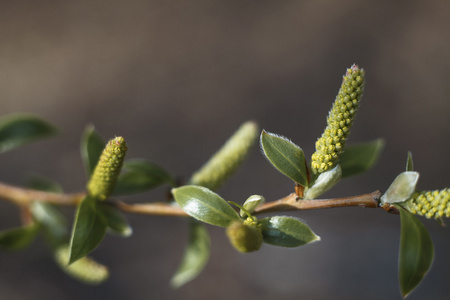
[0,181,382,217]
[253,190,381,215]
[0,182,84,206]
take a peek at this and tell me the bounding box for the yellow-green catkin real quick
[55,245,109,284]
[226,220,262,253]
[190,121,259,191]
[311,64,365,174]
[403,189,450,219]
[87,137,127,200]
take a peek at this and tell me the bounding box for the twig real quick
[0,181,382,217]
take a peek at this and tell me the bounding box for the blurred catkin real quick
[311,64,365,174]
[190,121,259,191]
[55,245,109,284]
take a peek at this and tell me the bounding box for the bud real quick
[311,64,365,173]
[403,189,450,219]
[54,245,109,284]
[226,220,262,253]
[190,121,259,191]
[87,137,127,200]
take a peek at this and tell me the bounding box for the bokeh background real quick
[1,1,450,299]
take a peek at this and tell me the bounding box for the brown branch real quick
[0,181,382,217]
[0,182,84,206]
[253,190,381,215]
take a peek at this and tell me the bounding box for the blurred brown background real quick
[1,1,450,299]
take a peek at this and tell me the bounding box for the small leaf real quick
[380,172,420,204]
[396,205,434,298]
[0,113,58,153]
[406,152,414,172]
[339,139,385,178]
[172,185,240,227]
[98,204,132,237]
[69,195,107,264]
[240,195,265,218]
[259,216,320,247]
[0,223,40,251]
[113,159,175,195]
[80,125,105,177]
[31,202,68,247]
[260,131,308,187]
[304,164,342,199]
[171,221,210,288]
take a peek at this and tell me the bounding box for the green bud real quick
[54,245,109,284]
[402,189,450,219]
[226,220,262,253]
[87,137,127,200]
[190,121,259,191]
[311,64,365,174]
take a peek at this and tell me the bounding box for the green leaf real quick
[396,205,434,298]
[380,171,420,204]
[406,152,414,171]
[171,221,210,288]
[304,164,342,199]
[0,223,40,251]
[172,185,240,227]
[98,204,132,237]
[240,195,265,218]
[27,174,67,247]
[339,139,384,178]
[260,131,308,187]
[0,113,58,154]
[113,159,175,195]
[80,125,105,177]
[31,202,68,247]
[69,195,107,264]
[259,216,320,247]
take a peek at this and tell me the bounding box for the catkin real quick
[403,189,450,219]
[311,64,365,173]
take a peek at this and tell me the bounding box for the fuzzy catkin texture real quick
[190,121,259,191]
[55,246,109,284]
[403,189,450,219]
[87,137,127,200]
[311,64,365,174]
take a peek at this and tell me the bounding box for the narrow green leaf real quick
[69,195,107,264]
[31,202,68,247]
[113,159,175,195]
[0,113,58,153]
[99,204,132,237]
[406,152,414,172]
[339,139,385,178]
[260,216,320,247]
[172,185,240,227]
[260,131,308,187]
[0,223,40,251]
[171,221,210,288]
[80,125,105,177]
[396,205,434,298]
[380,171,420,204]
[27,174,67,248]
